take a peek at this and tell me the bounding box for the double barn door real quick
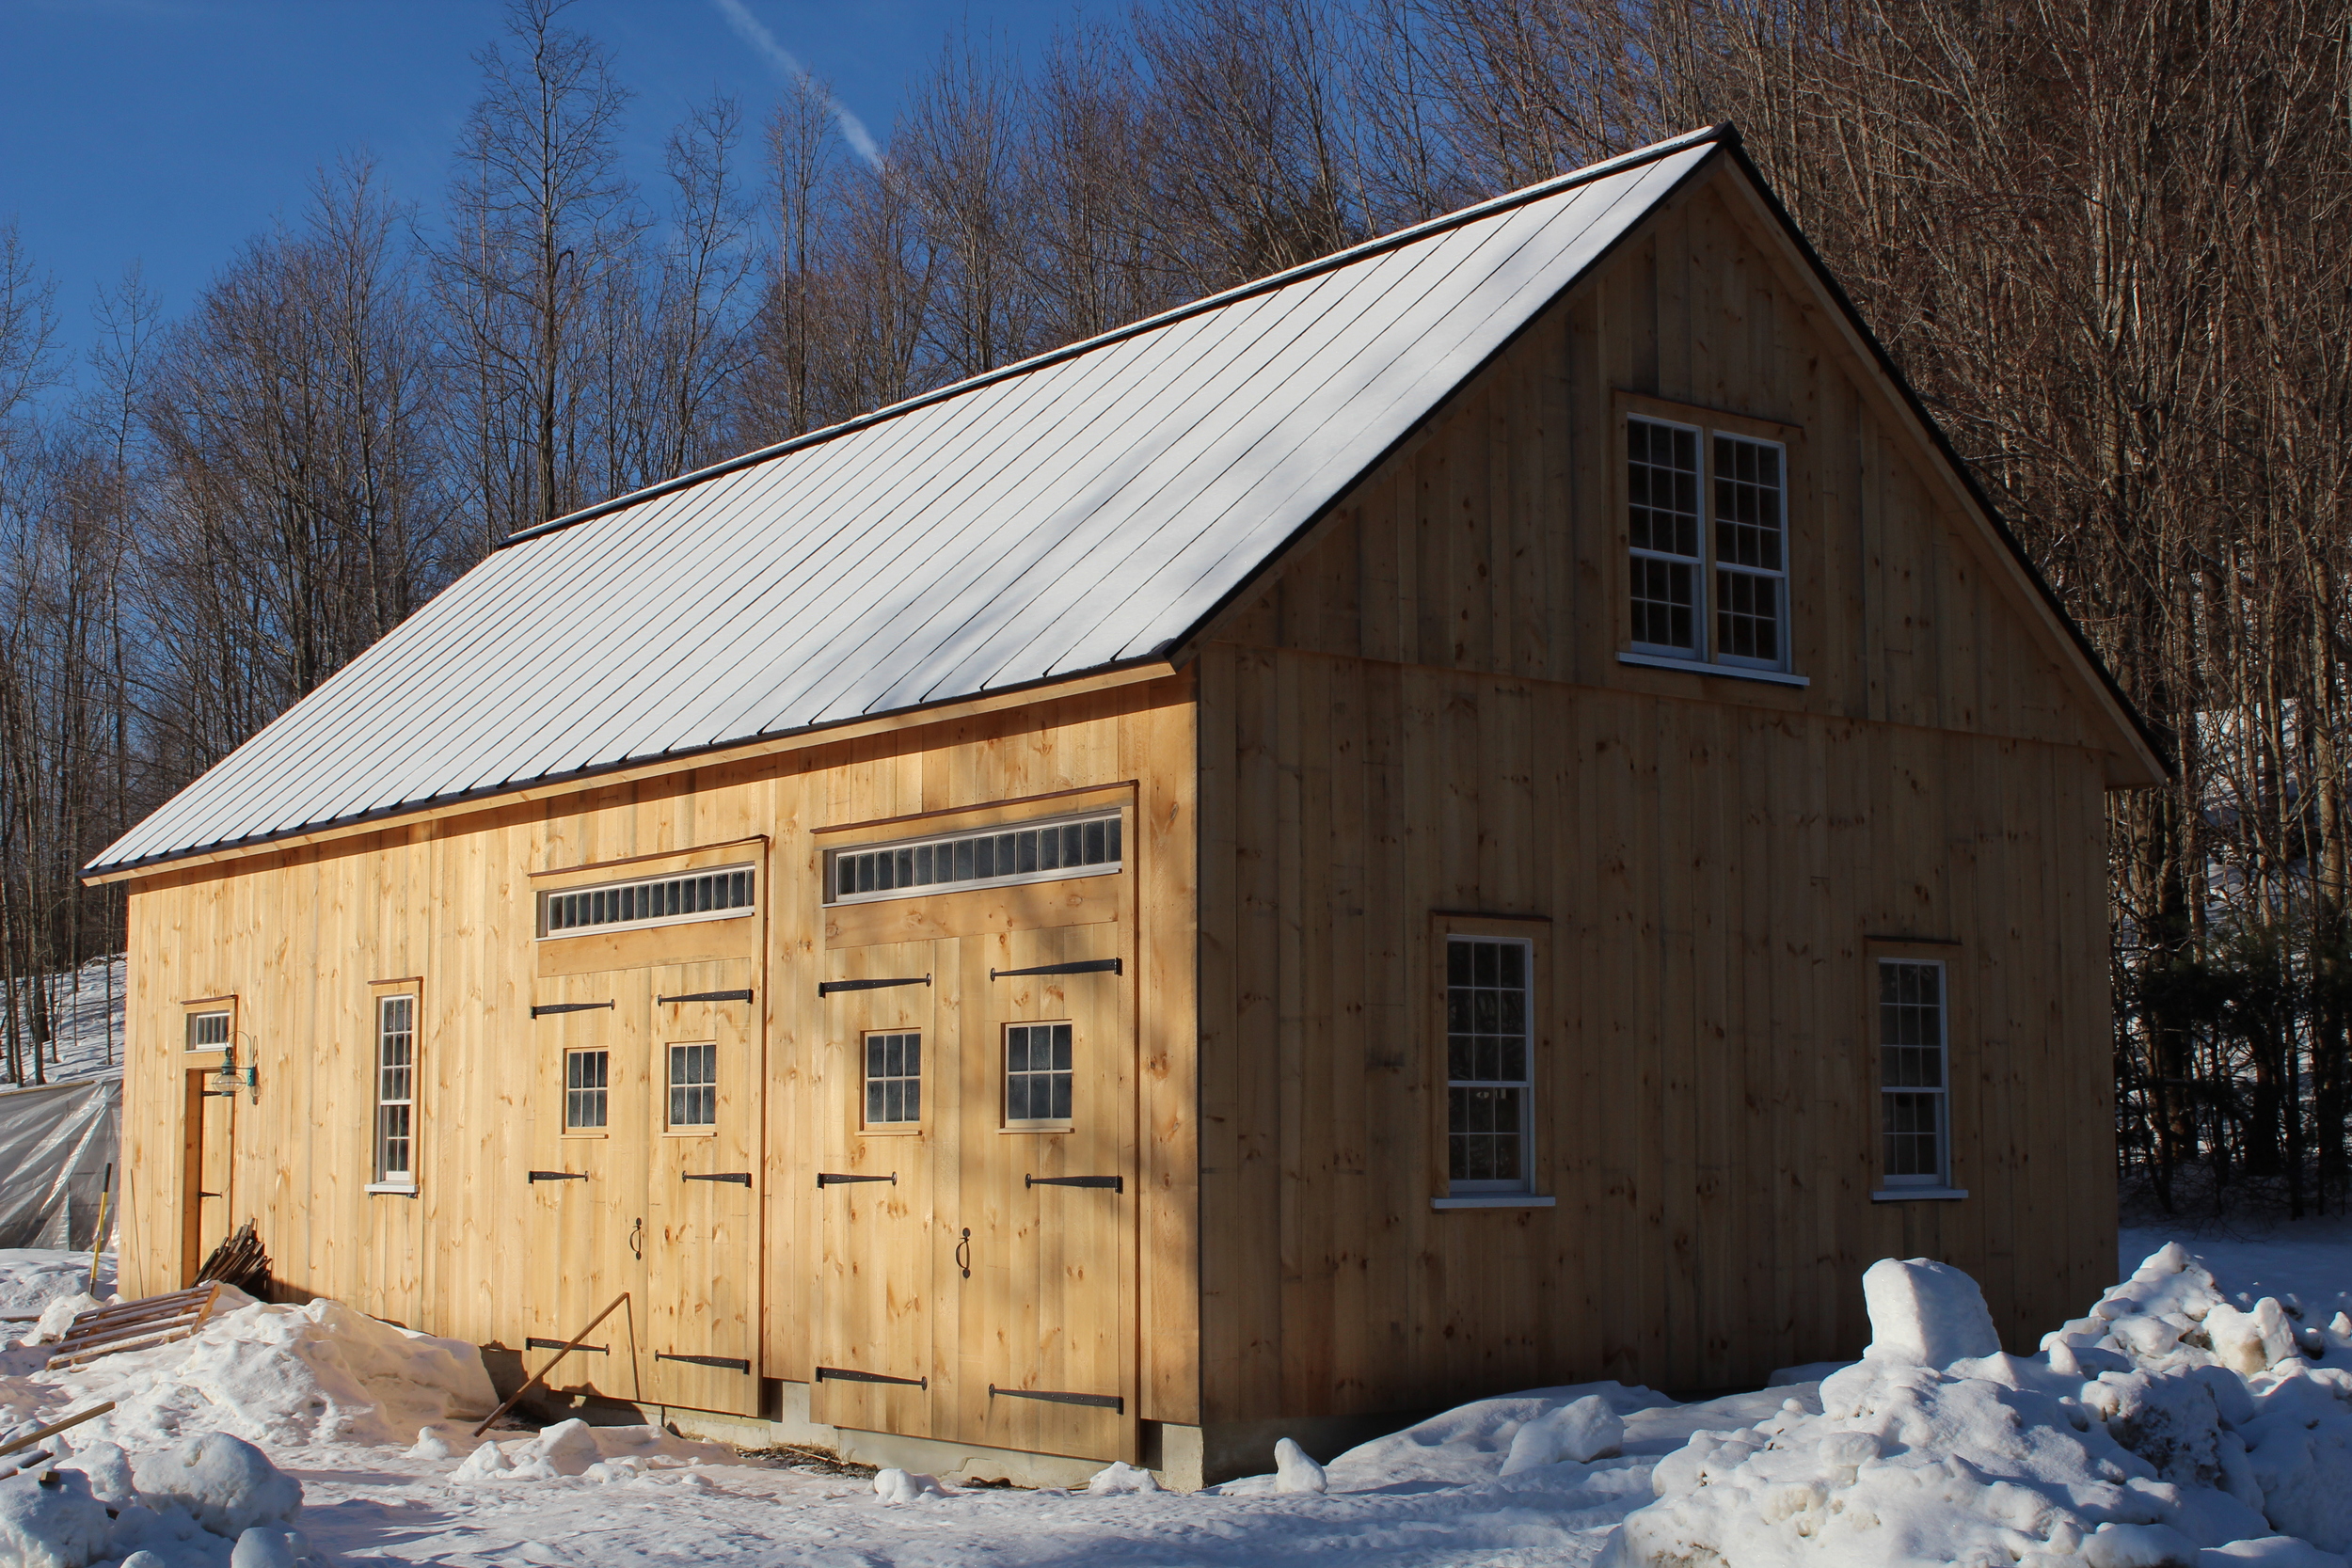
[814,915,1136,1462]
[526,959,761,1415]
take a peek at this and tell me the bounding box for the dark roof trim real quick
[1708,133,2170,776]
[499,126,1730,554]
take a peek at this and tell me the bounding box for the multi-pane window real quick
[826,811,1122,906]
[1880,960,1948,1185]
[186,1009,230,1052]
[374,995,415,1185]
[1447,937,1533,1191]
[668,1042,717,1129]
[865,1032,922,1125]
[540,866,755,938]
[564,1050,610,1131]
[1005,1022,1073,1125]
[1627,416,1789,670]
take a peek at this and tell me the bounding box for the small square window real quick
[1005,1022,1073,1125]
[668,1042,716,1129]
[565,1050,609,1131]
[186,1010,230,1052]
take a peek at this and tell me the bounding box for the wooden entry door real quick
[181,1069,235,1285]
[950,920,1136,1461]
[810,938,944,1435]
[526,971,650,1404]
[644,959,762,1415]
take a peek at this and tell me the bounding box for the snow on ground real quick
[3,955,125,1086]
[5,1226,2352,1566]
[0,1248,111,1318]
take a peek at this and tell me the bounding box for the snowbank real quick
[449,1417,730,1484]
[0,1253,110,1320]
[1603,1245,2352,1567]
[2,1432,322,1568]
[29,1291,495,1452]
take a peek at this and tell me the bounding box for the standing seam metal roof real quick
[91,129,1727,875]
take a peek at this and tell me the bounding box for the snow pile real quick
[15,1294,97,1350]
[37,1291,494,1451]
[2,1432,324,1568]
[871,1467,954,1504]
[1504,1394,1627,1474]
[1604,1247,2352,1567]
[0,1254,108,1320]
[449,1418,731,1485]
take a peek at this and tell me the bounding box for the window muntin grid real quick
[825,810,1122,906]
[1628,418,1702,653]
[1625,415,1790,671]
[865,1031,922,1125]
[375,995,415,1184]
[1712,435,1787,665]
[668,1042,717,1129]
[539,865,755,939]
[1446,936,1534,1192]
[1005,1022,1073,1126]
[564,1050,610,1131]
[186,1009,230,1052]
[1879,959,1948,1184]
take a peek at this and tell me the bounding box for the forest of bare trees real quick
[2,0,2344,1223]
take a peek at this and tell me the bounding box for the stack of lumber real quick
[195,1220,269,1298]
[43,1283,224,1370]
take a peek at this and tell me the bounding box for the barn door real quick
[644,959,761,1414]
[810,938,944,1436]
[181,1069,235,1286]
[950,919,1136,1462]
[526,970,650,1403]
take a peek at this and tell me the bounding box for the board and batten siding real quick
[1191,163,2129,1424]
[116,673,1200,1427]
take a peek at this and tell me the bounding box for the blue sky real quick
[0,0,1101,343]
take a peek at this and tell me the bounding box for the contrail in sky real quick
[710,0,885,167]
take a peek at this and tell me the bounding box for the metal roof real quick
[91,130,1723,875]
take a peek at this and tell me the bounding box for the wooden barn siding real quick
[118,673,1200,1425]
[1193,168,2120,1423]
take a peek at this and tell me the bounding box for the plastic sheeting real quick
[0,1071,119,1248]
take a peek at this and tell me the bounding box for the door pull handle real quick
[955,1228,971,1278]
[629,1218,644,1260]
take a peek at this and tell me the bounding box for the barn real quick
[86,125,2163,1488]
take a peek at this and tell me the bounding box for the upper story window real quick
[824,808,1122,906]
[1628,415,1789,672]
[185,1008,230,1052]
[538,865,755,939]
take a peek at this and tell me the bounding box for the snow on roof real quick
[90,130,1723,875]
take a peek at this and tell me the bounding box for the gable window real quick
[539,866,755,939]
[373,995,416,1187]
[825,809,1122,907]
[1445,936,1534,1193]
[565,1050,610,1131]
[1627,415,1789,672]
[865,1031,922,1126]
[186,1008,230,1052]
[1879,960,1948,1187]
[668,1042,717,1130]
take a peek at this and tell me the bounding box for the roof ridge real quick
[499,124,1735,553]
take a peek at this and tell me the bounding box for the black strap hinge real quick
[818,974,931,997]
[1025,1174,1123,1192]
[532,1001,614,1018]
[683,1172,753,1185]
[989,958,1122,980]
[528,1337,606,1354]
[528,1170,588,1183]
[657,1352,751,1372]
[817,1171,898,1187]
[816,1366,926,1388]
[988,1385,1122,1411]
[660,990,755,1006]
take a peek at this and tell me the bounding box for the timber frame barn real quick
[90,127,2163,1488]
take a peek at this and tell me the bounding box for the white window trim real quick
[826,807,1124,908]
[1877,958,1953,1191]
[185,1007,230,1053]
[534,863,756,942]
[1444,933,1537,1197]
[373,993,417,1188]
[1624,414,1796,676]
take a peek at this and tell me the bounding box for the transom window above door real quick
[824,808,1123,906]
[1626,414,1792,673]
[538,865,755,939]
